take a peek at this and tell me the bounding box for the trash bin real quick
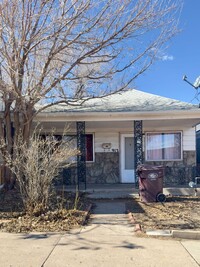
[137,165,166,203]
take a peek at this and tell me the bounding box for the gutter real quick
[35,109,200,122]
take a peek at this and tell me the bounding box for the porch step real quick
[87,190,138,199]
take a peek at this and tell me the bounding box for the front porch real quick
[56,183,200,198]
[37,115,199,187]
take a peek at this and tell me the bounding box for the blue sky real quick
[135,0,200,104]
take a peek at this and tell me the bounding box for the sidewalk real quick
[0,199,200,267]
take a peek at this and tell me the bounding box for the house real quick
[195,125,200,177]
[35,89,200,187]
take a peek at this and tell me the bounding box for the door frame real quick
[120,133,135,183]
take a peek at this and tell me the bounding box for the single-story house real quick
[36,89,200,187]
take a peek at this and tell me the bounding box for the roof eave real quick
[35,108,200,122]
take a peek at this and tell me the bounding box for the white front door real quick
[120,134,135,183]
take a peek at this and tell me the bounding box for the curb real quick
[146,230,172,237]
[145,229,200,240]
[171,230,200,240]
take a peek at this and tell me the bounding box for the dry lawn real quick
[0,189,91,233]
[126,196,200,232]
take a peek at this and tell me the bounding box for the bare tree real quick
[0,0,182,184]
[0,129,78,214]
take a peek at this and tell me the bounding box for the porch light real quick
[102,143,112,149]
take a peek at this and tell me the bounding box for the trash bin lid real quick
[137,164,164,171]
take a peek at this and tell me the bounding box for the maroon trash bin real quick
[137,165,166,203]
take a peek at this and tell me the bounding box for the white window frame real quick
[145,131,183,161]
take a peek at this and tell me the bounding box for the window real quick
[63,134,94,162]
[145,132,182,161]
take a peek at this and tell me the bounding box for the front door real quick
[120,134,135,183]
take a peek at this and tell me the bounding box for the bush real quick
[4,129,78,215]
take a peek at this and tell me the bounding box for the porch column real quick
[76,121,86,190]
[134,120,143,185]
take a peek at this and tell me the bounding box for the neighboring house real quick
[195,126,200,176]
[35,89,200,186]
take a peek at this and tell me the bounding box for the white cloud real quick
[150,48,174,61]
[161,55,174,61]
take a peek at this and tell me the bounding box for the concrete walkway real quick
[0,198,200,267]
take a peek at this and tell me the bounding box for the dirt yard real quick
[1,189,200,233]
[0,189,91,233]
[126,196,200,232]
